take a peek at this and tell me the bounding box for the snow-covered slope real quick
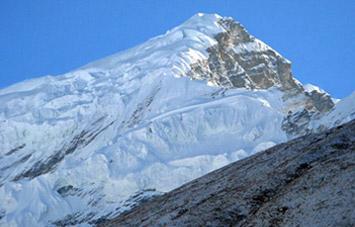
[0,13,353,226]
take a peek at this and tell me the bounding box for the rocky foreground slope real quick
[103,119,355,227]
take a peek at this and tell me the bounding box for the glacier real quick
[0,13,354,226]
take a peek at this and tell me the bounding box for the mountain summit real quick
[0,13,354,226]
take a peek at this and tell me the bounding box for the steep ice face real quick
[0,13,353,226]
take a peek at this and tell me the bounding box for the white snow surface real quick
[303,83,324,93]
[0,13,354,226]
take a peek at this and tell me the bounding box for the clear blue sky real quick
[0,0,354,98]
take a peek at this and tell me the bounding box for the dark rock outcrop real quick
[188,18,301,91]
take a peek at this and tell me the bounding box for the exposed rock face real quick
[188,19,300,91]
[281,89,335,137]
[187,17,334,137]
[102,119,355,227]
[305,90,335,113]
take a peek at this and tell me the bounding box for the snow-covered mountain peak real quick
[0,13,353,226]
[176,12,223,28]
[81,13,288,89]
[80,13,224,72]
